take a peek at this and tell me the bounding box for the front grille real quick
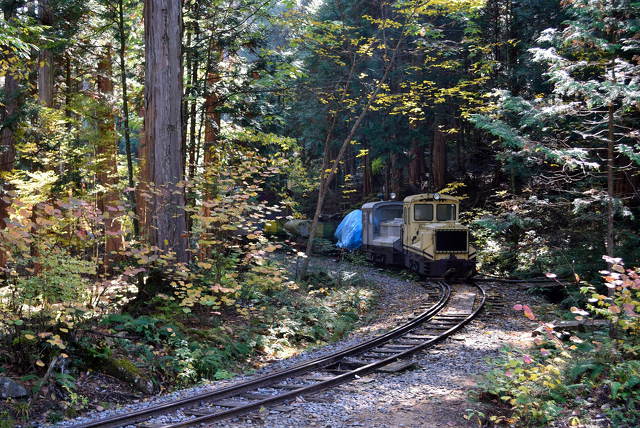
[435,230,468,253]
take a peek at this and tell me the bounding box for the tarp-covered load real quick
[335,209,362,250]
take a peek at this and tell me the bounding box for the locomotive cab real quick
[402,193,476,277]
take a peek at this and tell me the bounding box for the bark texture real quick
[198,45,223,257]
[37,0,54,107]
[0,5,20,268]
[118,0,139,237]
[203,46,222,173]
[408,137,425,188]
[140,0,188,262]
[606,102,615,281]
[390,151,402,196]
[431,121,447,191]
[96,46,123,262]
[362,139,372,195]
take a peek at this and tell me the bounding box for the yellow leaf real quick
[36,360,45,367]
[24,334,36,340]
[197,262,212,269]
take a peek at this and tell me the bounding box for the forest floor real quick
[48,255,558,428]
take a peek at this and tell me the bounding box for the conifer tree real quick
[472,0,640,268]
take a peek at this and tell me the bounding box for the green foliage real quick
[340,250,371,267]
[45,411,65,424]
[468,0,640,280]
[0,15,44,78]
[476,261,640,426]
[0,410,16,428]
[310,238,336,256]
[15,249,95,307]
[90,261,375,387]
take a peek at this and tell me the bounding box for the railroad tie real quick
[211,399,255,408]
[362,348,400,355]
[324,368,352,373]
[337,358,378,368]
[240,392,276,400]
[395,339,427,345]
[434,315,469,319]
[367,347,406,354]
[271,383,311,390]
[377,360,417,373]
[183,408,216,416]
[404,334,436,340]
[420,325,453,330]
[301,375,338,382]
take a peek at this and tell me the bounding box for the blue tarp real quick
[335,209,362,250]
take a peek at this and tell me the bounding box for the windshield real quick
[436,204,457,221]
[414,204,433,221]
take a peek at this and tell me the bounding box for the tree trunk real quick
[37,0,54,107]
[118,0,139,237]
[390,151,401,196]
[198,43,222,258]
[187,50,199,183]
[64,53,73,122]
[141,0,188,263]
[0,5,19,269]
[606,102,615,284]
[363,139,372,195]
[96,45,123,264]
[408,137,425,188]
[185,28,200,232]
[136,107,149,239]
[203,46,222,177]
[432,121,447,191]
[37,50,54,107]
[182,34,191,175]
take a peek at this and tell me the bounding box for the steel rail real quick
[165,281,485,427]
[70,281,452,428]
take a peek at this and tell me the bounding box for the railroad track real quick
[71,280,485,428]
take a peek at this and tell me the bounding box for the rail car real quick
[362,193,476,277]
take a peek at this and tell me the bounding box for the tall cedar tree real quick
[0,1,21,268]
[140,0,188,263]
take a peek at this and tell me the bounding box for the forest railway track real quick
[69,281,485,428]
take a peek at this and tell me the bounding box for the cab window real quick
[436,204,457,221]
[414,204,433,221]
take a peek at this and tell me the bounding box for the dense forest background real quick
[1,0,639,425]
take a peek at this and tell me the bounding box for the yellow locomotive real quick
[362,193,476,277]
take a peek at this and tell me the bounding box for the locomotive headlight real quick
[433,193,441,200]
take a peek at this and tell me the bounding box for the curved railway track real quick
[70,280,485,428]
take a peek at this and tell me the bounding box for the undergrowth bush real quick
[70,259,377,389]
[472,257,640,426]
[0,130,322,420]
[469,193,640,283]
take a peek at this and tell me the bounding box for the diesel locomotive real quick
[361,193,476,277]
